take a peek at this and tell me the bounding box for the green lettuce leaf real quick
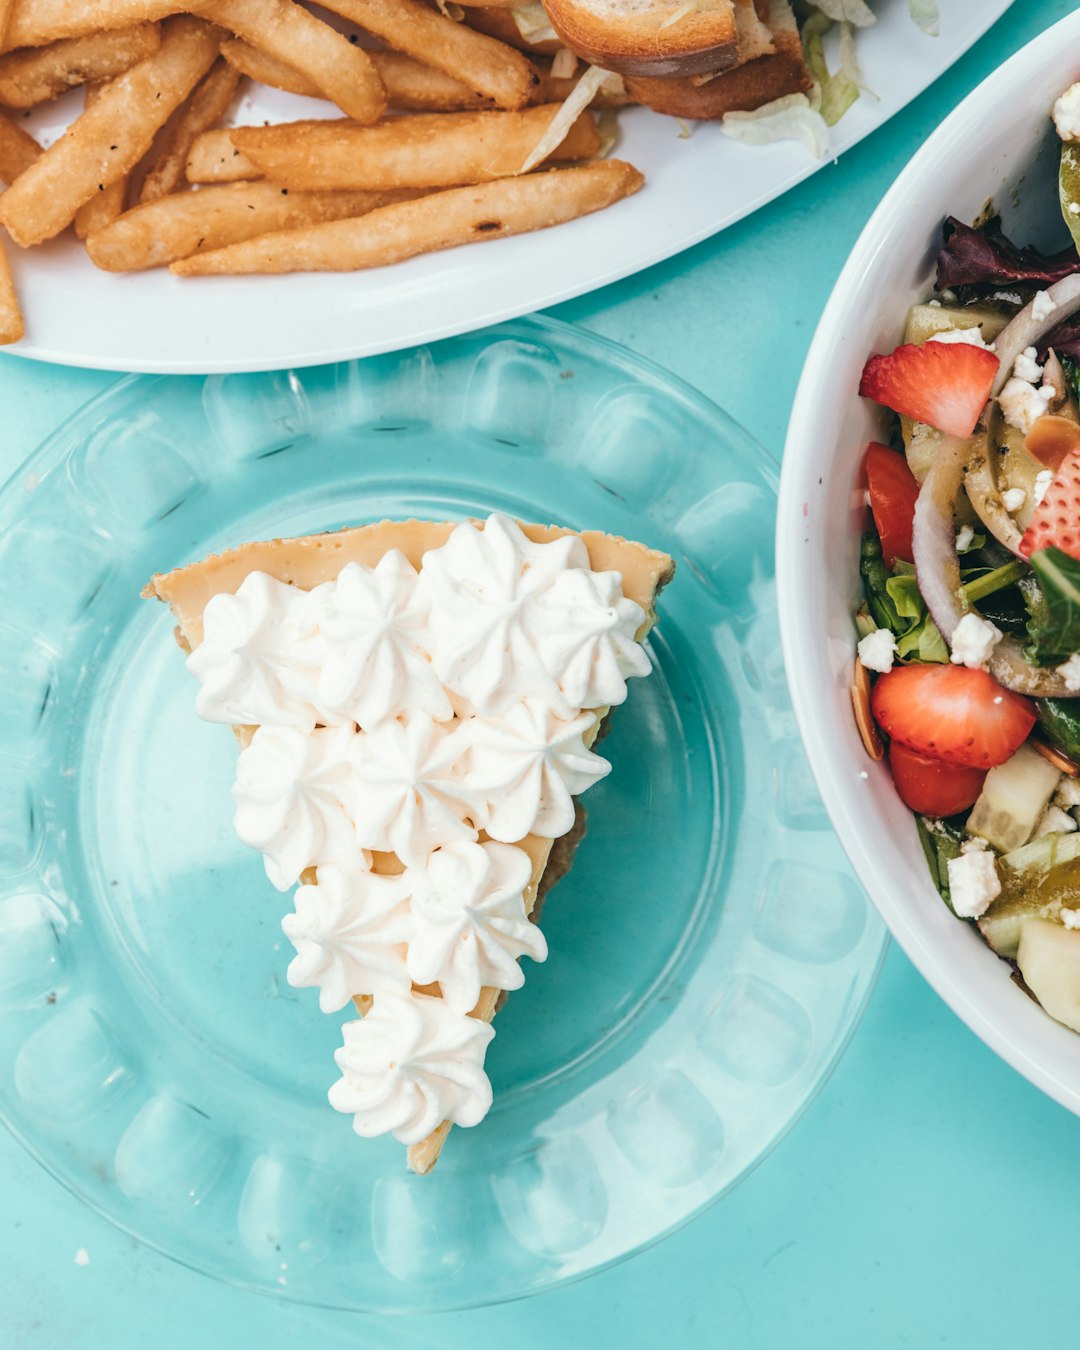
[1025,547,1080,666]
[859,537,948,663]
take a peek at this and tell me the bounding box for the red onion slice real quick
[963,414,1025,557]
[911,432,1080,697]
[991,273,1080,397]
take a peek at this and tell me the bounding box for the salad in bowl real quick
[851,82,1080,1037]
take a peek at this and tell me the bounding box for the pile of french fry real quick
[0,0,646,345]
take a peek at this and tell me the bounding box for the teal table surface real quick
[3,4,1078,1346]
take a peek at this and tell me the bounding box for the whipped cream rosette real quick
[233,723,363,890]
[153,512,672,1172]
[457,701,611,842]
[348,712,479,867]
[329,991,495,1146]
[304,550,452,729]
[187,570,329,730]
[405,840,546,1013]
[282,863,413,1012]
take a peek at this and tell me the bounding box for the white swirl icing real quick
[348,712,479,866]
[406,840,546,1011]
[187,571,326,729]
[328,991,494,1144]
[533,567,651,710]
[233,724,363,890]
[304,551,452,730]
[420,513,587,716]
[459,701,610,841]
[282,863,413,1011]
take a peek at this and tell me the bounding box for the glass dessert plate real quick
[0,317,884,1311]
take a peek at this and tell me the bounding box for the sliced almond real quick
[1033,737,1080,778]
[851,659,884,762]
[1024,413,1080,472]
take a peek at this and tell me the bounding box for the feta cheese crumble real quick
[929,326,993,349]
[1001,487,1027,513]
[1056,653,1080,692]
[949,613,1002,670]
[1035,805,1078,838]
[1013,346,1043,383]
[999,376,1052,434]
[857,627,897,674]
[947,849,1001,919]
[1054,82,1080,141]
[955,524,975,552]
[1032,289,1056,323]
[1054,776,1080,810]
[1062,908,1080,930]
[1034,469,1054,505]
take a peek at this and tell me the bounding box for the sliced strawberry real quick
[859,341,998,438]
[871,664,1036,769]
[887,742,986,817]
[865,441,919,566]
[1019,446,1080,560]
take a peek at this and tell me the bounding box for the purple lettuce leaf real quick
[936,216,1080,292]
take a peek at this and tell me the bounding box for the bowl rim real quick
[777,8,1080,1116]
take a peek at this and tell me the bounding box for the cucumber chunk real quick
[979,832,1080,958]
[903,302,1009,346]
[966,743,1061,853]
[1017,918,1080,1033]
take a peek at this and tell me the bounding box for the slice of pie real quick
[145,513,674,1173]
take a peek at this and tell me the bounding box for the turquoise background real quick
[3,3,1076,1344]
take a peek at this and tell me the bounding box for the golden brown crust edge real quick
[625,19,810,118]
[540,0,740,79]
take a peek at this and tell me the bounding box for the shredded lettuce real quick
[512,3,558,44]
[550,46,578,79]
[518,65,613,173]
[596,108,620,158]
[908,0,941,36]
[803,25,859,125]
[812,0,875,26]
[720,93,830,158]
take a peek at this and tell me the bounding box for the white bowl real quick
[777,11,1080,1115]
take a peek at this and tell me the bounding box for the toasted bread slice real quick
[541,0,739,79]
[626,0,809,119]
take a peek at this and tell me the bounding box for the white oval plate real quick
[778,9,1080,1116]
[7,0,1011,374]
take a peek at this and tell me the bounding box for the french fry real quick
[0,109,41,184]
[221,37,493,113]
[87,180,424,270]
[139,56,240,203]
[0,234,23,344]
[230,106,600,192]
[218,36,314,97]
[0,16,218,247]
[171,160,643,276]
[371,51,492,112]
[0,0,15,51]
[3,0,180,52]
[185,127,265,182]
[189,0,385,124]
[0,22,160,107]
[73,81,129,240]
[318,0,538,111]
